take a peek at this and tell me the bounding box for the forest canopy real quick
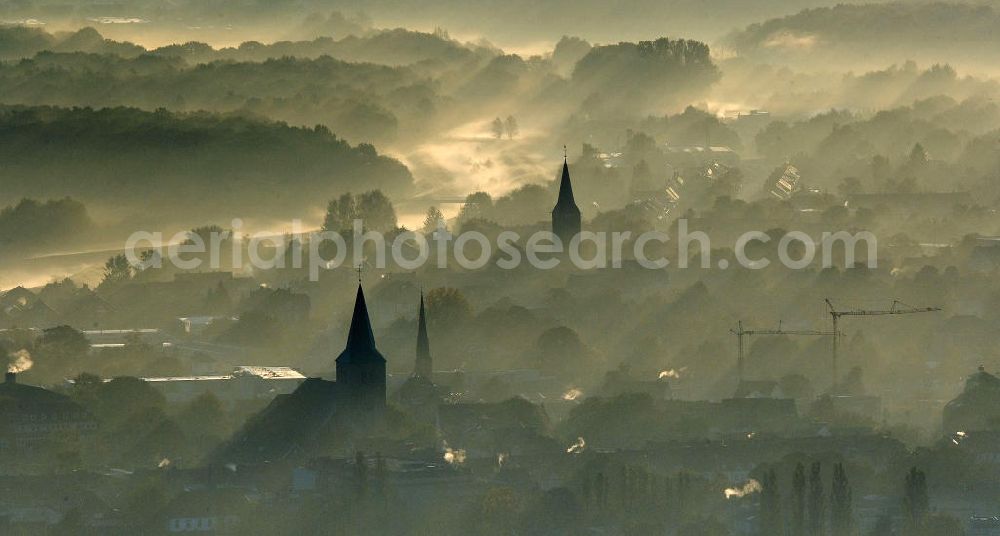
[724,2,1000,70]
[0,106,414,225]
[0,197,93,254]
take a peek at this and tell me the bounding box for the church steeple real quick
[414,291,432,379]
[336,284,386,410]
[555,157,578,210]
[339,285,383,363]
[552,153,582,244]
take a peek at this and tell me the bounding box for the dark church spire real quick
[336,283,386,410]
[554,156,578,211]
[340,284,383,363]
[552,152,582,244]
[414,291,432,379]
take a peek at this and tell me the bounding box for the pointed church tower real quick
[335,284,386,410]
[414,291,432,380]
[552,154,582,244]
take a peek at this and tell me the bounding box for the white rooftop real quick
[72,366,307,384]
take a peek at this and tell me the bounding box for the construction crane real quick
[824,298,941,389]
[730,320,835,383]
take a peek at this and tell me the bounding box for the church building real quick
[394,291,447,417]
[216,282,388,461]
[335,284,386,411]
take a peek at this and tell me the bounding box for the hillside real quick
[724,2,1000,71]
[0,105,415,226]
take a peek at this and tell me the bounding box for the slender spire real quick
[554,156,580,212]
[552,151,583,244]
[415,290,432,378]
[347,284,375,349]
[337,284,385,364]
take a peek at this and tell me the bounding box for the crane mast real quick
[824,298,941,391]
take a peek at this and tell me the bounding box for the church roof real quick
[946,368,1000,410]
[213,377,339,463]
[0,286,35,309]
[393,374,446,406]
[336,285,385,365]
[553,159,580,213]
[734,380,783,399]
[10,300,59,327]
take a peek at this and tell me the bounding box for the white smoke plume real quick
[762,30,818,50]
[443,442,466,465]
[724,479,762,499]
[658,369,681,380]
[562,388,582,401]
[566,437,586,454]
[7,349,32,374]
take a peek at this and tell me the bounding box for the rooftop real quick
[72,366,306,384]
[233,366,305,380]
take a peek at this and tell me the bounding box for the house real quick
[160,488,252,534]
[664,145,740,167]
[60,291,115,329]
[954,431,1000,466]
[943,366,1000,434]
[436,398,553,458]
[767,164,802,200]
[970,516,1000,536]
[83,328,166,348]
[828,395,883,422]
[601,369,672,400]
[0,287,36,311]
[733,110,772,140]
[176,316,230,335]
[733,380,784,399]
[0,372,97,456]
[139,366,306,404]
[3,299,60,329]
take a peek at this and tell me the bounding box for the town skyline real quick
[2,2,1000,534]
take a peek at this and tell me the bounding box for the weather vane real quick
[356,263,363,283]
[563,144,567,160]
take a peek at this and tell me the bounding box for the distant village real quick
[3,0,1000,530]
[2,150,1000,536]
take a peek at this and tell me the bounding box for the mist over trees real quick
[725,2,1000,71]
[0,106,413,226]
[0,26,144,60]
[751,95,1000,205]
[0,197,93,254]
[322,190,399,233]
[0,49,435,145]
[1,3,1000,534]
[0,0,881,45]
[570,38,719,117]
